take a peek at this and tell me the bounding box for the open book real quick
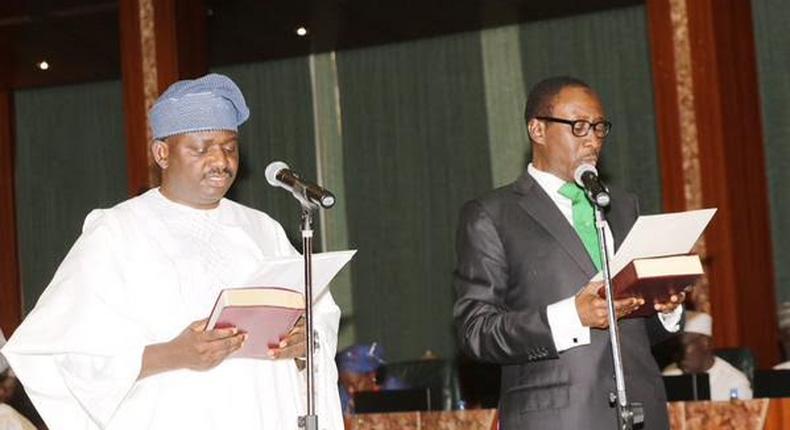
[591,208,716,318]
[205,250,356,358]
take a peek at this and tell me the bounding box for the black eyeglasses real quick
[535,116,612,138]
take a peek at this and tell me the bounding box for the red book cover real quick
[205,287,305,359]
[598,255,702,318]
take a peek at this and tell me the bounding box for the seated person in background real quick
[336,343,406,414]
[774,302,790,370]
[0,330,36,430]
[663,311,753,400]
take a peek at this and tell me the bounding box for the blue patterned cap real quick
[337,343,386,373]
[149,73,250,140]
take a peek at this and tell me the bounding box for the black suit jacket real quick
[453,171,672,429]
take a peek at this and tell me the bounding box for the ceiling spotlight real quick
[296,26,308,37]
[37,61,50,71]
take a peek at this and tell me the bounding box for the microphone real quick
[265,161,336,209]
[574,163,610,208]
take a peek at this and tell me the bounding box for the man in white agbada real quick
[1,73,344,429]
[662,311,753,400]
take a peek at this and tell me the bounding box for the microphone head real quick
[596,193,611,207]
[265,161,289,187]
[321,194,336,208]
[573,163,598,187]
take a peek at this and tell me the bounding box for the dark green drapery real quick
[14,81,127,311]
[337,31,493,360]
[753,0,790,304]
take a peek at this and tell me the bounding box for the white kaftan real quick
[2,189,344,430]
[663,356,753,400]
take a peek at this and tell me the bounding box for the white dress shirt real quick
[526,164,682,352]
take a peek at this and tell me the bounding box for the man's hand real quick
[653,291,687,314]
[167,319,247,370]
[575,281,644,329]
[139,319,246,379]
[268,316,306,361]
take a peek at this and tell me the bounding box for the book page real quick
[234,250,356,301]
[592,208,716,281]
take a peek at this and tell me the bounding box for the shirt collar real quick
[527,163,569,197]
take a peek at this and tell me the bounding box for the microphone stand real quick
[297,199,319,430]
[592,201,644,430]
[269,163,336,430]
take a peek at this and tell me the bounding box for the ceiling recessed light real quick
[296,26,308,37]
[37,61,49,71]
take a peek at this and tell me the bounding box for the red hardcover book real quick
[205,287,305,359]
[598,254,703,318]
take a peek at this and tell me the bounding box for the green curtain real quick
[480,25,530,187]
[213,59,317,244]
[14,80,128,311]
[337,32,493,361]
[520,5,662,215]
[308,53,357,348]
[752,0,790,304]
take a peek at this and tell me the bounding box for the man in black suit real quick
[453,76,685,429]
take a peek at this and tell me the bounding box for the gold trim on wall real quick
[139,0,159,186]
[669,0,709,313]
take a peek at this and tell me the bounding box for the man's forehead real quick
[553,87,604,115]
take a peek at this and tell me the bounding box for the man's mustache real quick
[205,168,234,177]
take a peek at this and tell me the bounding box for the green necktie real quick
[558,182,602,271]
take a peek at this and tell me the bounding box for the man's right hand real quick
[139,319,247,379]
[575,281,644,329]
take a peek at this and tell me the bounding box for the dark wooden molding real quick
[153,0,179,92]
[175,0,208,80]
[647,0,778,367]
[119,0,208,197]
[645,0,686,214]
[687,0,777,367]
[154,0,208,88]
[119,0,156,196]
[0,91,22,335]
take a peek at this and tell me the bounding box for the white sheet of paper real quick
[592,208,716,281]
[235,250,356,300]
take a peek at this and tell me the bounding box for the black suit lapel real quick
[512,172,598,278]
[604,195,632,253]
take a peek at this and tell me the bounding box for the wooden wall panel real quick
[0,91,21,335]
[119,0,207,196]
[119,0,158,196]
[647,0,779,367]
[175,0,208,80]
[646,0,686,214]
